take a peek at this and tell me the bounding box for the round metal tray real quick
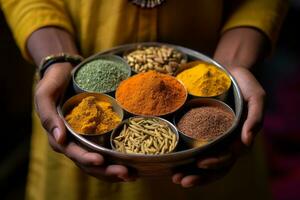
[57,42,243,176]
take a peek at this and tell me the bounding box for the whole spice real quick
[177,106,234,141]
[124,45,186,74]
[116,71,186,116]
[113,118,177,154]
[176,63,231,97]
[75,57,130,93]
[65,96,121,135]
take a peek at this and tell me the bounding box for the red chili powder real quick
[116,71,186,116]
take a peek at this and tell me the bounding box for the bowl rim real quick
[122,43,188,74]
[58,92,124,136]
[72,54,132,94]
[175,60,232,98]
[57,42,243,162]
[115,71,188,117]
[173,98,236,145]
[110,116,179,155]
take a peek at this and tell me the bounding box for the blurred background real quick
[0,10,34,200]
[0,1,299,199]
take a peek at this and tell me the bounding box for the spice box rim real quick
[57,42,243,162]
[115,71,188,117]
[110,116,179,155]
[173,98,237,149]
[123,44,188,75]
[71,54,132,94]
[58,92,124,136]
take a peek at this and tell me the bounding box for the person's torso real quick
[63,0,224,57]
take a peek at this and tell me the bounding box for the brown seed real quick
[178,106,234,141]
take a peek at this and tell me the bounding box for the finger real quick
[64,142,104,166]
[242,93,265,146]
[172,173,184,184]
[180,175,201,188]
[105,165,135,181]
[197,153,234,169]
[230,68,266,146]
[48,133,64,153]
[81,164,135,182]
[35,89,66,144]
[34,63,72,144]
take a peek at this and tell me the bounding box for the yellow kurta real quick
[0,0,287,199]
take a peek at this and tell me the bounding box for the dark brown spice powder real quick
[177,106,234,141]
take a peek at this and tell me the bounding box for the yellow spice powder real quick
[65,96,121,135]
[176,63,231,97]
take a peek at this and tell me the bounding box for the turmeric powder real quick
[176,63,231,97]
[65,96,121,135]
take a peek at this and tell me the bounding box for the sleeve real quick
[222,0,289,47]
[0,0,74,61]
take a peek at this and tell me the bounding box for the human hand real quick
[172,67,266,187]
[34,63,135,182]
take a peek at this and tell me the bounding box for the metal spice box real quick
[57,42,243,176]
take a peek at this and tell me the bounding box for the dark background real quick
[0,1,299,199]
[0,11,33,200]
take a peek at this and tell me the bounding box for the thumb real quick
[47,114,66,144]
[35,89,66,145]
[241,95,265,146]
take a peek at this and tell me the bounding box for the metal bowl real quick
[122,43,188,75]
[58,92,124,147]
[175,60,231,101]
[110,116,179,154]
[57,42,243,176]
[72,54,131,95]
[115,73,188,117]
[173,98,236,149]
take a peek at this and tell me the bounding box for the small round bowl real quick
[173,98,236,149]
[123,43,188,75]
[175,61,231,101]
[115,72,188,117]
[72,54,131,95]
[110,116,179,155]
[58,92,124,147]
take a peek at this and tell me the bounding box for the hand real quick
[172,67,266,187]
[229,67,266,146]
[34,63,135,182]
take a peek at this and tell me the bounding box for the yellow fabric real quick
[0,0,287,199]
[0,0,75,60]
[221,0,289,46]
[1,0,287,60]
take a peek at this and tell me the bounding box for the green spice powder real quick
[75,58,130,93]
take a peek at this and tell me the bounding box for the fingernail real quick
[198,163,209,169]
[197,160,211,169]
[53,128,60,142]
[183,183,194,188]
[119,175,136,182]
[124,177,136,182]
[245,132,253,147]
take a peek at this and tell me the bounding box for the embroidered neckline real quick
[129,0,166,8]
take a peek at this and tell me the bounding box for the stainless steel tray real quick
[58,42,243,176]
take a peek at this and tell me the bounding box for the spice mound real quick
[176,63,231,97]
[124,45,187,74]
[178,106,234,141]
[116,71,187,116]
[74,57,130,93]
[65,96,121,135]
[113,118,177,154]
